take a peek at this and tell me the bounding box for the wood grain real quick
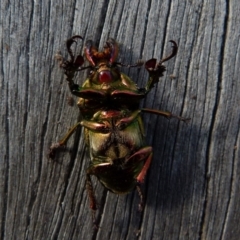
[1,0,239,239]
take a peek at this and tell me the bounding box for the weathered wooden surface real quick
[1,0,239,239]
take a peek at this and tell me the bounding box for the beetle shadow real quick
[143,118,204,213]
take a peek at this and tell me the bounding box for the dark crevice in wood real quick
[216,0,230,225]
[69,146,87,236]
[1,155,8,240]
[93,0,111,48]
[194,3,204,38]
[199,1,230,239]
[135,187,147,239]
[92,188,108,240]
[25,182,39,234]
[218,2,233,238]
[41,1,51,59]
[122,201,132,239]
[221,128,239,237]
[70,0,78,36]
[139,0,151,61]
[112,3,123,39]
[221,116,240,237]
[72,147,87,207]
[123,193,136,239]
[1,29,9,238]
[51,114,82,239]
[130,3,139,49]
[141,0,165,137]
[24,1,36,235]
[106,195,122,240]
[149,1,172,148]
[23,9,32,236]
[134,0,151,111]
[25,88,52,236]
[24,0,33,130]
[161,1,171,55]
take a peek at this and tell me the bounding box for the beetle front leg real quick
[142,41,178,94]
[56,36,88,95]
[86,173,98,227]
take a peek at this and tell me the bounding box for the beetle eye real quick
[99,70,112,83]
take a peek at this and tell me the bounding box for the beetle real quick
[49,35,189,224]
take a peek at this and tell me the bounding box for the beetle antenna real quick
[136,184,144,211]
[116,59,144,68]
[77,66,92,71]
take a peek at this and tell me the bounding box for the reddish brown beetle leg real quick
[136,150,153,183]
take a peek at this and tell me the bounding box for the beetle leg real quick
[48,122,81,159]
[142,41,178,94]
[126,147,153,210]
[81,119,110,132]
[158,40,178,64]
[124,146,153,183]
[115,110,141,129]
[59,35,85,72]
[136,184,144,211]
[115,59,144,68]
[86,173,97,213]
[143,59,166,93]
[141,108,191,123]
[135,150,153,183]
[56,36,89,96]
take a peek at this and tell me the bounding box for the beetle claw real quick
[59,35,85,75]
[48,142,66,159]
[145,41,178,73]
[145,59,166,76]
[158,40,178,65]
[143,41,178,92]
[136,184,145,212]
[66,35,83,54]
[91,211,101,230]
[48,148,56,160]
[48,150,55,160]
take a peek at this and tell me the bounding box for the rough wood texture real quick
[1,0,239,239]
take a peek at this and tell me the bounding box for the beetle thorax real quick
[97,63,113,83]
[90,61,120,85]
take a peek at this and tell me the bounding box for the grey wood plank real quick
[0,0,239,239]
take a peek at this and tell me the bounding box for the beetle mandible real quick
[49,35,189,224]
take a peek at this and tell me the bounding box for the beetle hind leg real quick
[86,174,98,228]
[126,147,153,211]
[136,184,144,211]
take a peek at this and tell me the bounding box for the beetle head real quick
[85,39,120,84]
